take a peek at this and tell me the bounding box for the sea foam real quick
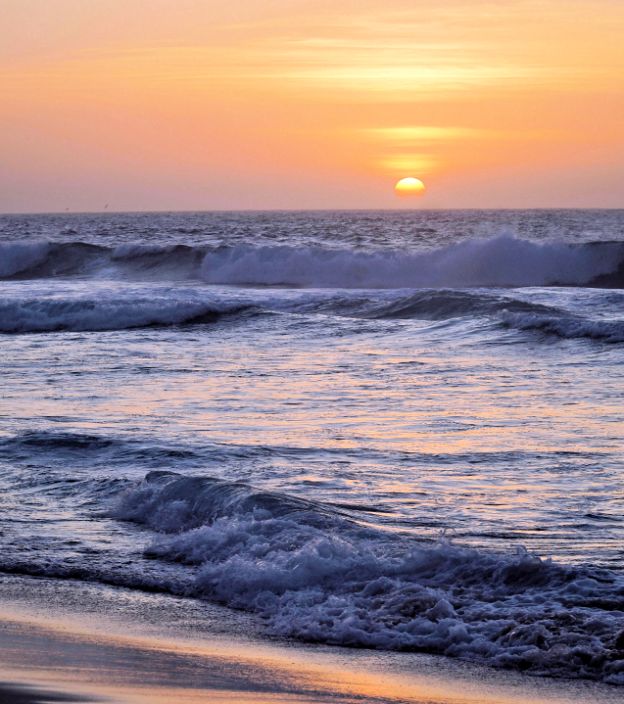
[116,471,624,683]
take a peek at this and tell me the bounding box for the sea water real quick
[0,209,623,683]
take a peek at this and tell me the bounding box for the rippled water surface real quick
[1,210,623,683]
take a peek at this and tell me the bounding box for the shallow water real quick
[0,210,623,683]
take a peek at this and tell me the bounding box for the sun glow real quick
[394,177,426,197]
[0,1,622,210]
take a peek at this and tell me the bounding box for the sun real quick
[394,177,426,197]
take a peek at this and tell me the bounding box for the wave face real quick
[1,285,621,341]
[0,241,204,281]
[308,289,561,320]
[0,242,52,277]
[199,238,624,288]
[116,472,624,684]
[0,295,252,333]
[501,311,624,343]
[1,236,623,288]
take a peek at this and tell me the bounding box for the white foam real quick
[116,473,624,683]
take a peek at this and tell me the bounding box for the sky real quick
[1,0,623,212]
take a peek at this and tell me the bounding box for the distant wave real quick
[113,471,624,684]
[312,289,561,320]
[0,296,253,333]
[2,429,582,473]
[501,311,624,343]
[2,286,622,341]
[1,236,623,288]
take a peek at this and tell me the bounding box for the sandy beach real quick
[0,574,620,704]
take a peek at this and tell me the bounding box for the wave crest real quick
[1,236,623,288]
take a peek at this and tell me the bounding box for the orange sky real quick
[1,0,623,211]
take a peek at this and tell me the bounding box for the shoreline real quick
[0,574,621,704]
[0,683,90,704]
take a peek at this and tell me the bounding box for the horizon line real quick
[1,206,623,217]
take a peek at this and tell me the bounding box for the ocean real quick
[0,209,623,685]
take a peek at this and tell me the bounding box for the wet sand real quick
[0,574,621,704]
[0,683,91,704]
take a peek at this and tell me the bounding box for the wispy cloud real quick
[364,126,484,142]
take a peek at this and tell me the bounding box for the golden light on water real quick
[394,177,426,197]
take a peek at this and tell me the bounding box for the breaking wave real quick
[114,471,624,684]
[199,238,623,288]
[1,236,623,288]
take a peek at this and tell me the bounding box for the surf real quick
[111,470,624,684]
[1,236,623,288]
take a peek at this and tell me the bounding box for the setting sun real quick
[394,177,426,197]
